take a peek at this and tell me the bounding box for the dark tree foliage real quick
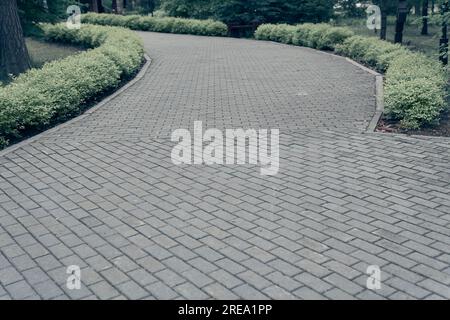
[335,0,365,18]
[161,0,334,25]
[161,0,212,19]
[422,0,429,35]
[17,0,73,25]
[372,0,399,15]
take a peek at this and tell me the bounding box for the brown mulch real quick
[376,111,450,137]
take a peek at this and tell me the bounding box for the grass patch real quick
[0,38,81,85]
[26,37,82,68]
[333,17,442,60]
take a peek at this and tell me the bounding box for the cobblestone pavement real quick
[0,32,449,300]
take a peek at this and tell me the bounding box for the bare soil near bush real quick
[377,111,450,137]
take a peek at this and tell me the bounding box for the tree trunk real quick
[90,0,98,12]
[97,0,104,13]
[0,0,31,80]
[395,0,409,44]
[112,0,117,13]
[421,0,429,35]
[116,0,124,14]
[414,0,421,16]
[148,0,156,15]
[380,0,388,40]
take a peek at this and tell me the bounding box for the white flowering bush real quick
[82,13,228,37]
[0,24,144,148]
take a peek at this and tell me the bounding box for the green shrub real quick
[335,36,407,72]
[316,27,354,50]
[267,24,297,44]
[0,23,144,148]
[255,23,354,50]
[384,53,447,129]
[291,24,314,46]
[254,24,274,41]
[82,13,228,37]
[255,23,448,130]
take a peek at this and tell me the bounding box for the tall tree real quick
[111,0,126,14]
[413,0,421,15]
[336,0,364,17]
[90,0,99,12]
[379,0,388,40]
[112,0,118,13]
[422,0,429,34]
[0,0,31,80]
[148,0,156,15]
[395,0,409,43]
[160,0,334,24]
[117,0,126,14]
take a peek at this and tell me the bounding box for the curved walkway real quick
[0,32,449,300]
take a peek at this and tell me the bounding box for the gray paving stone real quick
[5,280,36,299]
[0,31,449,300]
[146,281,178,300]
[175,282,209,300]
[0,266,23,286]
[232,284,269,300]
[293,287,327,300]
[100,267,130,285]
[181,268,214,288]
[89,281,120,300]
[204,282,239,300]
[34,280,65,299]
[117,281,149,299]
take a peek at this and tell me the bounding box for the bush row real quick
[255,23,354,51]
[336,36,447,129]
[254,23,448,129]
[82,13,228,37]
[0,24,144,148]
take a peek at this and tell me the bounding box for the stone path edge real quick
[344,58,384,133]
[0,54,152,158]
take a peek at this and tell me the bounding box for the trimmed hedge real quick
[0,24,144,149]
[335,36,408,73]
[384,53,447,129]
[255,23,354,51]
[255,23,448,129]
[82,13,228,37]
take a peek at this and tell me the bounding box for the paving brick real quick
[6,280,36,299]
[182,268,214,288]
[100,268,129,285]
[323,273,364,296]
[117,281,149,299]
[210,269,243,289]
[204,282,239,299]
[146,281,178,300]
[263,285,296,299]
[386,277,431,299]
[232,284,269,300]
[0,266,23,286]
[237,270,271,290]
[0,31,449,301]
[293,287,327,300]
[175,282,209,300]
[89,281,120,300]
[34,280,64,299]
